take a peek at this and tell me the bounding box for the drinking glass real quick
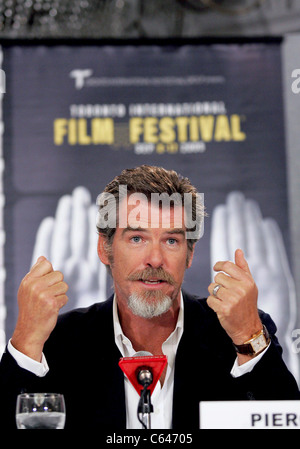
[16,393,66,429]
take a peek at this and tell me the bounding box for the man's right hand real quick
[11,256,68,362]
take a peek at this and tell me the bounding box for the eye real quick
[167,238,178,245]
[131,235,142,243]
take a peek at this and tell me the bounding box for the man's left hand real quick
[207,248,262,346]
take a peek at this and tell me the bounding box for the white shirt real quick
[8,291,269,429]
[113,294,184,429]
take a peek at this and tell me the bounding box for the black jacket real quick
[1,291,299,429]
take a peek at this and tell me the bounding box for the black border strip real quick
[0,36,283,47]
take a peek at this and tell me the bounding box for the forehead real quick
[118,193,186,230]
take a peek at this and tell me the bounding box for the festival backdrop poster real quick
[2,43,297,378]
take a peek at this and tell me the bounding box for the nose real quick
[144,242,164,269]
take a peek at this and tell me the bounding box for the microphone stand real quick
[138,385,153,429]
[137,368,154,429]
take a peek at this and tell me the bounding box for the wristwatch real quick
[233,325,270,356]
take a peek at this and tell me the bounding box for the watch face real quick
[251,334,266,353]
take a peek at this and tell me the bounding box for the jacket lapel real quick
[93,295,127,428]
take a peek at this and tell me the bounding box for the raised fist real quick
[210,191,298,380]
[11,256,68,361]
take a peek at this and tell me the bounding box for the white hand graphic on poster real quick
[31,187,107,310]
[210,191,299,380]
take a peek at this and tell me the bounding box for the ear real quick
[97,234,110,265]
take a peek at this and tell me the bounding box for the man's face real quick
[98,195,194,318]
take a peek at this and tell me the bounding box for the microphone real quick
[134,351,153,388]
[118,351,168,429]
[118,352,167,396]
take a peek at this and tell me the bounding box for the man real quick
[0,165,299,429]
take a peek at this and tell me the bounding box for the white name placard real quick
[200,401,300,429]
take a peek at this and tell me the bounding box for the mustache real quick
[127,267,176,285]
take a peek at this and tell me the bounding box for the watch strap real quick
[233,325,270,355]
